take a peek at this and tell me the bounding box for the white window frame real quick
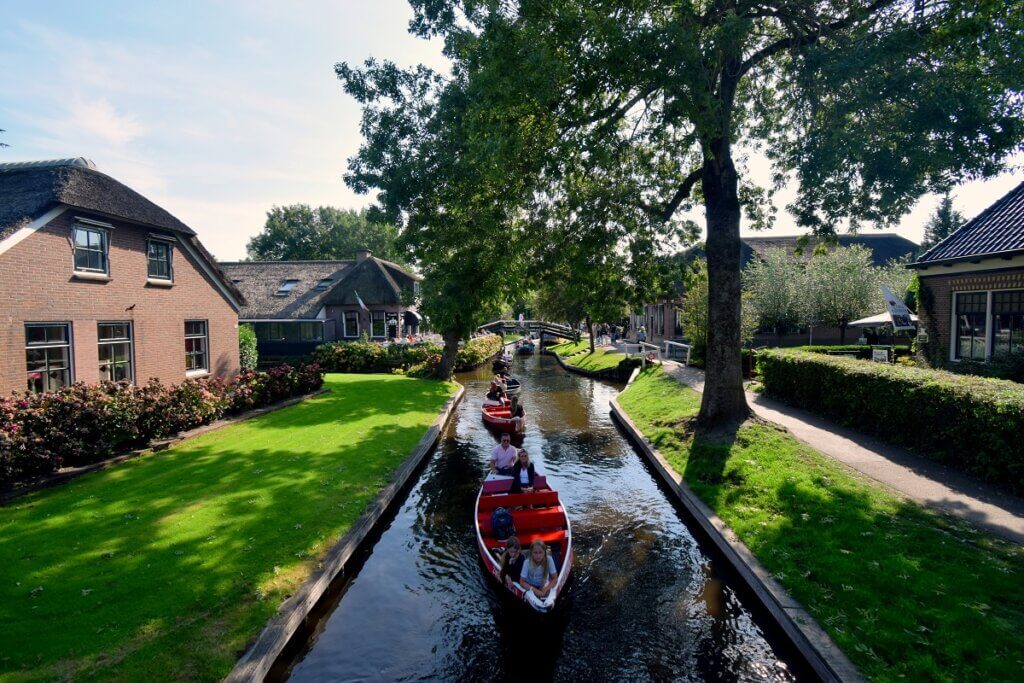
[343,311,359,338]
[25,322,74,393]
[185,319,210,375]
[72,223,109,275]
[990,288,1024,358]
[371,310,387,339]
[950,289,992,362]
[146,237,174,282]
[97,321,135,384]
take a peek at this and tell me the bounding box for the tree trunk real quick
[839,322,847,344]
[697,138,751,429]
[436,329,461,380]
[586,316,595,353]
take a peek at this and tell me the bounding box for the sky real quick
[1,1,1021,261]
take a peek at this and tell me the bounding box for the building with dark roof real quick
[0,159,245,394]
[633,232,918,347]
[910,181,1024,364]
[220,250,422,360]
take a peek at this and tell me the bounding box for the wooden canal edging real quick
[609,395,864,683]
[226,383,466,683]
[0,387,331,506]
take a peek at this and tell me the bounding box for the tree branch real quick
[642,168,703,221]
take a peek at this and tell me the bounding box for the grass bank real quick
[0,374,456,681]
[548,340,629,372]
[617,367,1024,681]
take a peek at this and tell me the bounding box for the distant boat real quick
[517,340,535,355]
[475,474,573,613]
[503,377,521,395]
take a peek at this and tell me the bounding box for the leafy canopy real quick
[246,205,404,263]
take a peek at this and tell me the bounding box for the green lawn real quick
[617,367,1024,682]
[0,374,456,682]
[549,340,628,372]
[548,339,590,356]
[502,332,525,343]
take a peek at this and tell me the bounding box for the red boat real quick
[481,403,525,432]
[474,474,573,612]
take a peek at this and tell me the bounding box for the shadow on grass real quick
[0,374,455,679]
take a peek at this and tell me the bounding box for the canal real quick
[284,352,798,681]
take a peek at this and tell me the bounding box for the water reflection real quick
[286,353,795,682]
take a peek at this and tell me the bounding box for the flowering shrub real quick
[314,339,442,373]
[454,334,503,371]
[0,363,324,486]
[407,353,443,378]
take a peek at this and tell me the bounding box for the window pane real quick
[74,250,91,270]
[74,228,89,247]
[26,327,47,345]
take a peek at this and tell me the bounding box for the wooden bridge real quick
[478,319,580,342]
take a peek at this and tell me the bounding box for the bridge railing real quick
[663,340,692,365]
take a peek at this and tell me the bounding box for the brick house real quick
[220,250,421,361]
[0,158,245,395]
[634,233,919,346]
[910,181,1024,365]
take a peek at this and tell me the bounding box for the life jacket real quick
[491,507,515,541]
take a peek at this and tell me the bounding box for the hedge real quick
[313,338,440,373]
[757,349,1024,493]
[0,363,323,485]
[792,344,912,360]
[454,334,503,371]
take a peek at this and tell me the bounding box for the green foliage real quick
[680,259,757,362]
[454,334,502,371]
[238,323,258,370]
[920,193,967,251]
[0,374,456,680]
[790,344,912,360]
[743,247,804,335]
[758,349,1024,493]
[246,205,405,263]
[313,339,442,373]
[618,367,1024,682]
[800,245,878,335]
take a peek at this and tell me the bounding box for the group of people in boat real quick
[498,536,558,600]
[485,375,526,432]
[489,433,536,490]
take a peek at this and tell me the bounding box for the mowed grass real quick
[548,340,627,372]
[548,339,590,356]
[617,367,1024,682]
[0,374,456,682]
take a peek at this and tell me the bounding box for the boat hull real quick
[481,404,525,433]
[474,474,573,613]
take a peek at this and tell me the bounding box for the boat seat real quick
[483,529,566,551]
[478,506,565,534]
[478,490,559,511]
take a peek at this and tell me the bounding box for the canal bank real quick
[278,353,804,681]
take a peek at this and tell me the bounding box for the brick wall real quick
[0,210,239,394]
[918,266,1024,363]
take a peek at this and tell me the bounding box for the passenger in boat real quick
[493,374,508,392]
[519,539,557,598]
[485,381,507,404]
[509,449,536,493]
[490,433,518,475]
[499,536,526,590]
[509,397,526,433]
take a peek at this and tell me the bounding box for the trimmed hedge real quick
[793,344,912,360]
[758,349,1024,493]
[0,364,323,485]
[313,339,441,373]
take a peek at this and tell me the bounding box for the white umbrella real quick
[849,312,919,328]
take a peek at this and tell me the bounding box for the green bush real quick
[790,344,912,360]
[238,324,259,370]
[758,349,1024,493]
[454,334,502,371]
[313,338,442,373]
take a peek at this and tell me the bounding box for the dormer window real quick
[275,279,299,296]
[314,278,333,290]
[73,224,108,274]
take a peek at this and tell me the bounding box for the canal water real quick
[285,353,797,682]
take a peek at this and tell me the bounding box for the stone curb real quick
[0,387,330,506]
[225,382,465,683]
[609,395,864,683]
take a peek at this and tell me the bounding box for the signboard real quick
[881,284,915,332]
[872,348,890,363]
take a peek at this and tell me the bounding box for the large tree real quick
[743,247,804,339]
[801,245,878,343]
[246,205,404,263]
[392,0,1023,428]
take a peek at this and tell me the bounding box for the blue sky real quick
[1,1,1020,260]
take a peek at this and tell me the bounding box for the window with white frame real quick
[25,323,73,393]
[344,311,359,338]
[98,322,134,382]
[955,292,987,360]
[147,239,173,280]
[185,320,209,373]
[371,311,386,338]
[73,224,108,274]
[992,290,1024,357]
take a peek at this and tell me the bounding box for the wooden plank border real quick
[0,388,330,506]
[226,383,465,683]
[609,396,864,683]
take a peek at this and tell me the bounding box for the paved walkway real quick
[660,361,1024,544]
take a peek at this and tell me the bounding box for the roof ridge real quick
[915,180,1024,264]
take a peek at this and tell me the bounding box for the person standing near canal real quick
[490,433,518,475]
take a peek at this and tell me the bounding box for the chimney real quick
[355,249,371,262]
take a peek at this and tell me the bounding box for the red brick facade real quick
[0,209,240,394]
[917,265,1024,363]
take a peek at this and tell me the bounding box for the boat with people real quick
[503,377,521,395]
[481,403,525,432]
[516,339,535,355]
[474,473,573,612]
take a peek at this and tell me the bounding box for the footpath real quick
[661,360,1024,544]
